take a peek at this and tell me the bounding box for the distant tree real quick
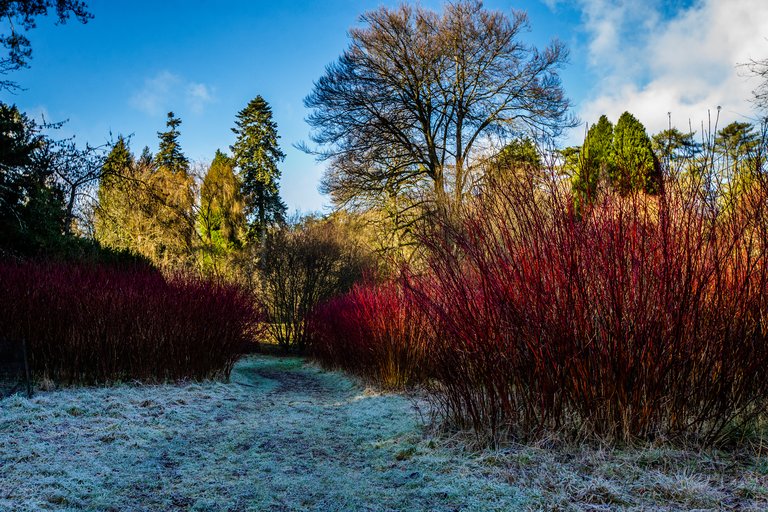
[96,116,196,268]
[152,113,195,266]
[95,136,138,251]
[46,139,108,234]
[0,1,92,89]
[231,95,286,242]
[260,215,372,352]
[305,1,576,210]
[572,115,614,205]
[714,121,762,208]
[612,112,661,195]
[652,128,700,163]
[715,121,759,174]
[197,150,247,276]
[155,112,189,174]
[495,138,542,170]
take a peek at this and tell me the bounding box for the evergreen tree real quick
[612,112,661,195]
[138,146,153,168]
[198,149,247,275]
[715,122,758,174]
[155,112,189,174]
[231,96,286,242]
[572,115,614,206]
[494,138,541,171]
[95,135,135,250]
[652,128,700,164]
[715,122,760,207]
[152,113,195,266]
[0,102,67,253]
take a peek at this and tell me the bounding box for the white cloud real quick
[185,82,215,113]
[574,0,768,138]
[540,0,563,11]
[130,71,216,116]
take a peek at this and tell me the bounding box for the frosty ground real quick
[1,356,767,511]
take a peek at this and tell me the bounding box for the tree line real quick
[95,98,286,277]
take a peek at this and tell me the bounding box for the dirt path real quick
[0,356,526,511]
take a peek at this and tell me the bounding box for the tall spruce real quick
[231,95,286,242]
[152,112,195,266]
[155,112,189,174]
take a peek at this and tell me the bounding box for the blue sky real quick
[3,0,768,213]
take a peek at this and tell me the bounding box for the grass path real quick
[0,356,524,511]
[2,356,767,511]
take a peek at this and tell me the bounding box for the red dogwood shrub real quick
[0,261,262,384]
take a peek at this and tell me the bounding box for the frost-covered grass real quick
[1,356,767,511]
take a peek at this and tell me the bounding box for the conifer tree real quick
[155,112,189,174]
[715,122,760,207]
[95,135,134,249]
[572,115,614,205]
[198,149,246,275]
[612,112,661,195]
[151,112,195,266]
[231,96,286,242]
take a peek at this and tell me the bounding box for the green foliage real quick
[231,96,286,242]
[155,112,189,174]
[94,136,143,253]
[0,1,92,89]
[197,150,247,276]
[611,112,661,195]
[95,120,196,269]
[715,121,761,208]
[0,102,68,254]
[651,128,700,162]
[715,122,759,172]
[572,115,614,207]
[492,138,542,177]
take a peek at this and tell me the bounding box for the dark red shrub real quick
[309,281,431,388]
[0,261,262,384]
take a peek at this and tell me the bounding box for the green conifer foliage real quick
[231,96,286,242]
[95,135,135,250]
[155,112,189,174]
[572,115,614,206]
[198,150,247,275]
[612,112,661,195]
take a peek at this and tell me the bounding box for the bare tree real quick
[747,56,768,114]
[305,1,576,211]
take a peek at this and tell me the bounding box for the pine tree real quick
[612,112,661,195]
[231,96,286,242]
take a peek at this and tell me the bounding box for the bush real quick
[309,281,432,388]
[0,261,261,384]
[260,215,373,352]
[412,165,768,445]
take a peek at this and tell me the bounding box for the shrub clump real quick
[413,169,768,445]
[0,261,261,384]
[308,167,768,446]
[310,281,432,389]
